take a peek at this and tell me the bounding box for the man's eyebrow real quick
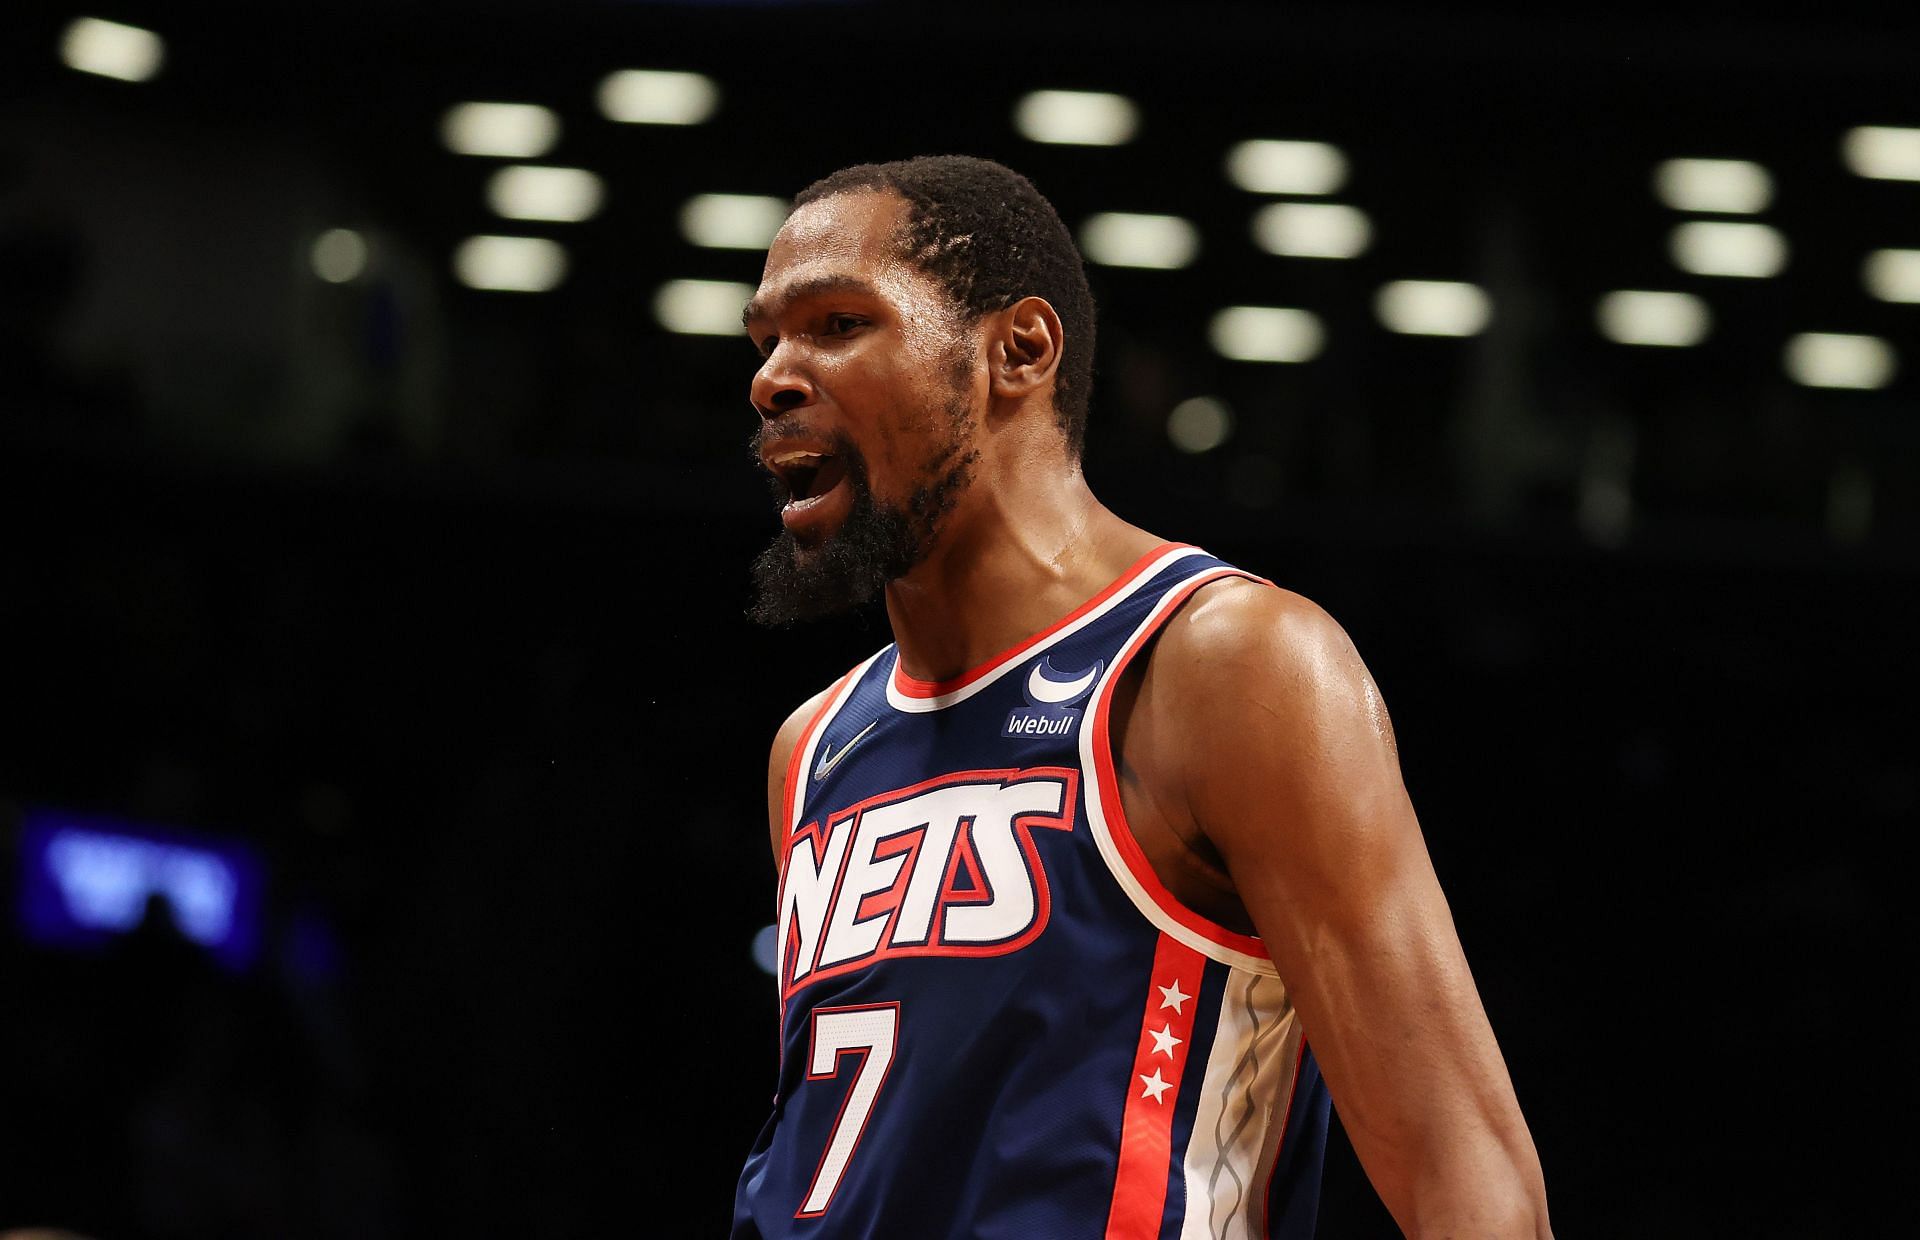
[740,274,880,330]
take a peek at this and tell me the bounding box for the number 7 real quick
[796,1002,900,1218]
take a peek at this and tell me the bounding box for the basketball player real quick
[732,156,1550,1238]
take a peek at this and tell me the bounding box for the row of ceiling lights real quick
[424,95,1920,368]
[428,107,1912,392]
[66,17,1915,307]
[646,274,1898,391]
[55,15,1920,198]
[54,20,1915,391]
[50,14,1920,190]
[58,16,1920,297]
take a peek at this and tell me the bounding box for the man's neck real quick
[883,464,1162,684]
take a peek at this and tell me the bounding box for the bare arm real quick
[1149,581,1551,1238]
[767,686,834,874]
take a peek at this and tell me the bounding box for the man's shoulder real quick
[766,680,842,862]
[1140,572,1391,781]
[771,682,838,766]
[1154,574,1354,682]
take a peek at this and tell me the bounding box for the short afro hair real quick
[792,155,1097,457]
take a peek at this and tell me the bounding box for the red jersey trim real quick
[1088,567,1273,961]
[781,660,869,841]
[1103,933,1207,1239]
[889,542,1195,700]
[774,652,883,1065]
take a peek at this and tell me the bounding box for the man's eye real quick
[825,314,863,335]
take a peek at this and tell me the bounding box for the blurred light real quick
[1826,464,1873,545]
[48,832,233,940]
[1227,455,1282,509]
[1842,126,1920,182]
[1208,306,1325,362]
[60,17,163,82]
[1078,213,1198,269]
[454,236,568,292]
[1784,333,1896,390]
[486,165,604,222]
[1577,478,1633,547]
[440,102,559,158]
[1225,140,1347,195]
[311,229,368,283]
[19,809,266,971]
[655,278,756,335]
[1669,221,1787,278]
[1166,397,1234,453]
[681,194,789,249]
[1251,202,1371,258]
[751,924,779,975]
[1595,290,1710,347]
[1375,280,1491,337]
[1013,90,1138,145]
[598,69,719,125]
[1652,159,1773,213]
[1863,249,1920,303]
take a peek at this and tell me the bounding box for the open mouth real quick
[768,448,849,507]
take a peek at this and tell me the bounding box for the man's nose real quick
[750,349,815,419]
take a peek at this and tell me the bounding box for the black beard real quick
[748,436,975,628]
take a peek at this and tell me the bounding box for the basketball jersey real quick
[732,544,1331,1239]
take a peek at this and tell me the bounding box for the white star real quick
[1156,978,1190,1014]
[1148,1022,1183,1058]
[1139,1068,1172,1103]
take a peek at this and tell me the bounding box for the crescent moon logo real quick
[1025,656,1102,705]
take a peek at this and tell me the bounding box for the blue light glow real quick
[19,809,267,970]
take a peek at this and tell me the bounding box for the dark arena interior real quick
[1,1,1913,1235]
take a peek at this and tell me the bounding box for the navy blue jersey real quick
[733,545,1331,1239]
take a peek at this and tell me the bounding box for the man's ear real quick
[989,295,1064,401]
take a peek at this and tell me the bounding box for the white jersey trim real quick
[1078,566,1279,975]
[1178,972,1306,1240]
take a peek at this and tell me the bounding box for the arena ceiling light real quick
[680,194,790,250]
[1842,126,1920,182]
[1784,333,1897,390]
[655,279,756,335]
[1595,290,1711,347]
[1669,221,1787,278]
[1251,203,1371,259]
[1078,213,1198,269]
[441,103,559,158]
[1166,397,1234,453]
[1012,90,1138,146]
[1863,249,1920,303]
[1374,281,1491,337]
[60,16,163,82]
[599,70,719,125]
[453,236,568,293]
[311,229,368,284]
[486,166,605,223]
[1208,306,1325,362]
[1225,140,1348,195]
[1652,158,1773,214]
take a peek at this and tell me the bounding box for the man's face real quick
[742,190,982,625]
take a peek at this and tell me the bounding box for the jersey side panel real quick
[1072,563,1333,1240]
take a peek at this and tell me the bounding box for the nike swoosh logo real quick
[1027,662,1099,705]
[814,720,878,782]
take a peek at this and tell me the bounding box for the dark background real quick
[2,1,1913,1235]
